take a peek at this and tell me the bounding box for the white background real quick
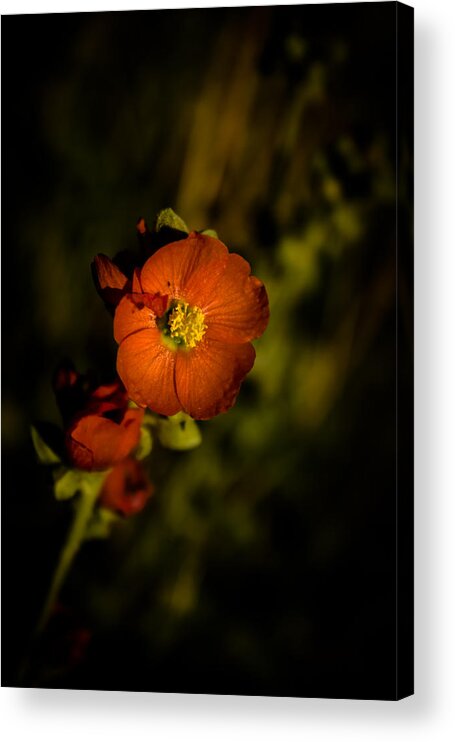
[1,0,454,739]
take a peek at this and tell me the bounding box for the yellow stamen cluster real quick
[167,301,206,349]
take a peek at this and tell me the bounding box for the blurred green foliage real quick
[3,5,412,697]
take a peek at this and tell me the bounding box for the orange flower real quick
[96,232,269,419]
[53,363,143,471]
[99,457,153,516]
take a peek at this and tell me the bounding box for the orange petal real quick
[114,294,157,345]
[117,329,180,415]
[67,408,143,471]
[175,340,255,419]
[203,253,270,343]
[132,267,143,293]
[93,254,129,306]
[139,233,228,301]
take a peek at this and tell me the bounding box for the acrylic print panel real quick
[1,2,414,700]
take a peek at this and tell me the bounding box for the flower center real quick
[165,300,206,349]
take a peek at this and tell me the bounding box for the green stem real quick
[36,486,99,635]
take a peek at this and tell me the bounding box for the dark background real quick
[2,3,413,699]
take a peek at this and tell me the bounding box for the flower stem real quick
[36,486,99,635]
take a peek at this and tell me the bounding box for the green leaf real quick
[31,424,61,465]
[135,424,153,460]
[84,507,120,540]
[156,412,202,451]
[200,229,218,239]
[53,468,108,502]
[154,208,189,235]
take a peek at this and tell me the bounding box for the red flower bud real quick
[66,406,143,472]
[53,363,143,471]
[99,457,153,517]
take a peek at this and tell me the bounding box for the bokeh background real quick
[2,4,413,698]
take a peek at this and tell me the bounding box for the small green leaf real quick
[135,424,153,460]
[200,229,218,239]
[143,410,160,427]
[31,425,61,465]
[156,412,202,451]
[53,468,108,501]
[154,208,189,235]
[84,507,120,540]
